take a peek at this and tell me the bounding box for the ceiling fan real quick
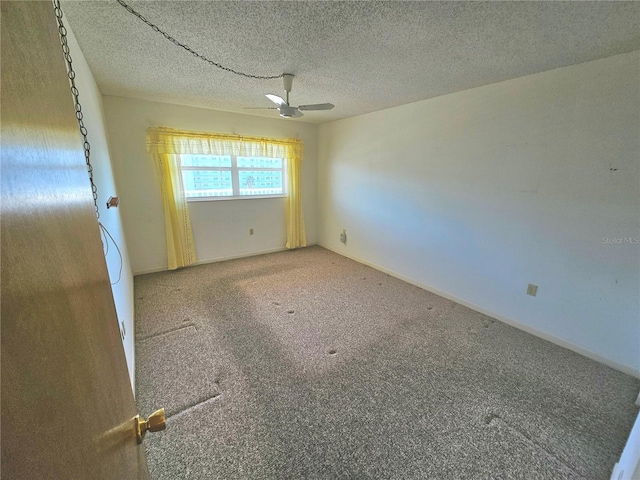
[252,74,334,118]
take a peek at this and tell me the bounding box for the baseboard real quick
[192,247,289,267]
[319,243,640,379]
[134,265,167,275]
[134,243,317,277]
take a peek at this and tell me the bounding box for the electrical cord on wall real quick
[100,223,123,285]
[53,0,123,286]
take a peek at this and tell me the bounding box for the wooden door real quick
[1,2,151,478]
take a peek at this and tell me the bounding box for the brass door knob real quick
[135,408,166,444]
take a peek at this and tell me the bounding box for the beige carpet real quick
[135,246,639,479]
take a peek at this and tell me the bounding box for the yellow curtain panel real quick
[284,141,306,249]
[150,152,197,270]
[146,127,306,268]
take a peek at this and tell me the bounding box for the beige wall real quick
[318,51,640,376]
[66,25,136,389]
[103,97,318,274]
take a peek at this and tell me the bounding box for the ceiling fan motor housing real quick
[279,105,298,118]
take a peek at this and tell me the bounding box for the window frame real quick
[181,154,288,202]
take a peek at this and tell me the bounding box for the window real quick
[181,154,287,200]
[147,126,305,251]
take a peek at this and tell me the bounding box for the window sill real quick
[186,194,287,203]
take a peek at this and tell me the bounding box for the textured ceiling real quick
[61,1,640,124]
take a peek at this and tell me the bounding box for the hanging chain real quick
[52,0,100,220]
[116,0,283,81]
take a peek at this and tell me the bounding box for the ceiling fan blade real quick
[292,109,304,118]
[266,94,287,106]
[298,103,334,111]
[244,107,278,110]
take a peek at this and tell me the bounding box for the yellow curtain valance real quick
[146,127,302,160]
[146,127,306,270]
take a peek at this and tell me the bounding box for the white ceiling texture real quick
[61,1,640,124]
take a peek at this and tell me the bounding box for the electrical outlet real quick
[340,229,347,244]
[249,228,254,235]
[527,284,538,296]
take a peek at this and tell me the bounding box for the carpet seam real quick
[137,323,196,341]
[167,393,222,419]
[492,417,587,479]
